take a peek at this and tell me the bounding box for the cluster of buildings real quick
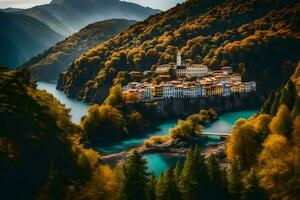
[122,52,256,102]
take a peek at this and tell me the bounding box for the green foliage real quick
[156,167,181,200]
[227,158,243,199]
[241,168,266,200]
[180,147,210,200]
[270,89,282,116]
[146,174,157,200]
[207,155,228,199]
[119,150,149,200]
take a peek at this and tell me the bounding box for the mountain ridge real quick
[0,11,63,69]
[17,0,161,36]
[24,19,136,81]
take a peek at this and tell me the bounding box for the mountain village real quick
[122,52,256,102]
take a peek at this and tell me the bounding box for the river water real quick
[37,82,257,176]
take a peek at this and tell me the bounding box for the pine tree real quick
[156,167,181,200]
[146,173,157,200]
[242,168,266,200]
[270,90,282,116]
[180,147,209,200]
[207,154,227,199]
[174,161,182,185]
[180,148,198,200]
[119,150,149,200]
[292,96,300,118]
[227,158,243,199]
[280,80,297,111]
[261,91,275,114]
[194,147,210,198]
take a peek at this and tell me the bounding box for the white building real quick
[185,64,208,78]
[244,81,256,92]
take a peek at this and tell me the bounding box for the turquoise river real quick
[38,82,257,176]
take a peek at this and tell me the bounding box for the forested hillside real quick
[226,61,300,199]
[57,0,300,103]
[24,19,136,81]
[17,0,160,36]
[0,11,63,68]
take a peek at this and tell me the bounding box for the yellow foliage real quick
[258,134,294,196]
[144,135,171,147]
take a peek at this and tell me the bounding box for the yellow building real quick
[152,84,164,98]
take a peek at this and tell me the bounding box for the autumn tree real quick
[81,104,127,140]
[258,134,294,199]
[226,119,259,169]
[269,105,292,139]
[104,84,124,106]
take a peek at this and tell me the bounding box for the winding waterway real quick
[38,82,257,176]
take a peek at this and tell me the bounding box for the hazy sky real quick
[0,0,185,10]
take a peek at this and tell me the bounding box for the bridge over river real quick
[200,132,231,137]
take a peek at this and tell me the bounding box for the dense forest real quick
[57,0,300,104]
[24,19,136,81]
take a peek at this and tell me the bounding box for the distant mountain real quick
[0,8,23,13]
[57,0,300,104]
[24,19,136,81]
[0,11,63,69]
[17,0,160,36]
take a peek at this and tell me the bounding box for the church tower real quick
[176,51,182,66]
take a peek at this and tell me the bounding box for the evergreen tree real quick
[261,91,275,114]
[180,147,209,200]
[270,90,282,116]
[207,155,227,199]
[242,168,266,200]
[280,80,297,111]
[119,150,148,200]
[292,96,300,118]
[194,147,210,197]
[174,161,182,185]
[227,158,243,199]
[156,167,181,200]
[180,149,198,200]
[146,173,157,200]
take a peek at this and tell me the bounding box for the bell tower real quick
[176,51,182,66]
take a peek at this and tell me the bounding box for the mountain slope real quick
[0,11,63,69]
[57,0,300,103]
[17,0,160,36]
[24,19,136,81]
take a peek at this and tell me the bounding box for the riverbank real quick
[99,137,228,168]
